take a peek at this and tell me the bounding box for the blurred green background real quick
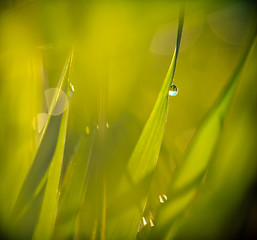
[0,0,257,239]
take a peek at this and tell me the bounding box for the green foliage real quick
[153,23,257,239]
[0,1,257,240]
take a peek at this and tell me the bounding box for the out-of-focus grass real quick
[0,0,257,239]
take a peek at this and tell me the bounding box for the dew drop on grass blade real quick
[152,22,257,240]
[106,7,185,240]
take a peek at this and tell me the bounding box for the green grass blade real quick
[154,25,257,237]
[53,126,95,240]
[32,92,69,240]
[11,57,71,220]
[172,28,257,194]
[106,8,184,240]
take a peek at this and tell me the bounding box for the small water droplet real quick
[159,195,164,203]
[85,126,90,135]
[142,217,147,226]
[163,194,167,200]
[168,84,178,96]
[69,83,75,99]
[106,122,109,128]
[150,219,154,227]
[70,83,75,92]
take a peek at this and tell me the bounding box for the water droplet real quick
[159,195,164,203]
[138,216,150,232]
[45,88,68,115]
[85,126,90,135]
[106,122,109,128]
[142,217,147,226]
[168,84,178,96]
[69,83,75,99]
[150,219,154,227]
[70,83,75,92]
[163,194,167,200]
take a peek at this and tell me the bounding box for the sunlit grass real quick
[0,1,257,240]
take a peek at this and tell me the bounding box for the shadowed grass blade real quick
[10,56,71,221]
[53,126,95,240]
[32,94,69,240]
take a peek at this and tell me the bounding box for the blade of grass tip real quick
[53,125,96,240]
[106,7,185,240]
[153,20,257,238]
[128,4,184,189]
[39,56,71,144]
[10,56,72,221]
[32,51,75,240]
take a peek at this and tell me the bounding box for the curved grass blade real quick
[32,94,69,240]
[153,23,257,238]
[10,55,72,221]
[32,50,75,240]
[53,126,96,240]
[106,7,185,240]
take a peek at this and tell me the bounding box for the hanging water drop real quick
[169,84,178,96]
[142,217,147,226]
[159,195,164,203]
[163,194,168,200]
[150,219,154,227]
[69,83,75,99]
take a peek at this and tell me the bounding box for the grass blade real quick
[32,96,69,240]
[10,56,71,221]
[153,24,257,238]
[106,7,185,240]
[53,126,95,240]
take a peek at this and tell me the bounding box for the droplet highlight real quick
[69,83,75,99]
[150,219,154,227]
[159,194,168,203]
[168,84,178,96]
[142,217,147,226]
